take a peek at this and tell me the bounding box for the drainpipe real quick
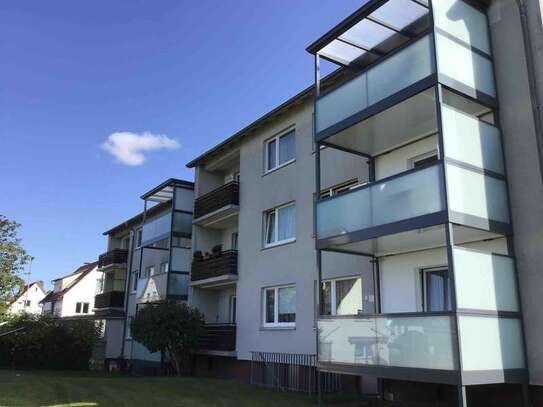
[514,0,543,183]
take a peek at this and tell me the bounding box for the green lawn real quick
[0,370,361,407]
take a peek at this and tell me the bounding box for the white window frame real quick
[321,277,363,316]
[136,228,143,248]
[264,202,296,248]
[320,179,359,199]
[264,130,296,174]
[409,149,439,169]
[262,285,296,328]
[421,266,450,312]
[159,262,169,274]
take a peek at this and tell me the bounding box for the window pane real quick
[278,286,296,323]
[279,132,295,165]
[336,278,363,315]
[426,269,451,311]
[83,303,89,313]
[267,139,277,170]
[75,303,81,313]
[321,281,332,316]
[277,205,295,241]
[265,289,275,323]
[266,211,276,244]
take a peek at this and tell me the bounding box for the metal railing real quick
[250,351,341,395]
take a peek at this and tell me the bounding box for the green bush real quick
[0,313,101,370]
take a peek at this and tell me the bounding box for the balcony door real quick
[422,267,451,312]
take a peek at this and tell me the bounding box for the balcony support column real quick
[457,385,467,407]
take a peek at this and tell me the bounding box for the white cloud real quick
[101,131,180,166]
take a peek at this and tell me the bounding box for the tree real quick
[0,215,32,318]
[131,302,205,375]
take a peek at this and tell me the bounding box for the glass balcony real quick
[316,34,435,136]
[141,212,171,246]
[317,163,445,242]
[318,314,457,371]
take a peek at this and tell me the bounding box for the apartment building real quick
[184,0,543,404]
[7,281,47,316]
[93,0,543,404]
[40,262,99,317]
[306,0,543,405]
[95,179,194,372]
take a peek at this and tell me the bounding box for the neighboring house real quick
[40,262,99,317]
[96,179,194,372]
[7,281,47,315]
[97,0,543,405]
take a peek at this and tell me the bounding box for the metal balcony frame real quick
[312,0,529,401]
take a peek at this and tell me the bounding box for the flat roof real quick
[306,0,430,66]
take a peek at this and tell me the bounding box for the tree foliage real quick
[131,302,205,374]
[0,313,101,370]
[0,215,32,317]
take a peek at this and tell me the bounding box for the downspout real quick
[515,0,543,183]
[119,228,136,361]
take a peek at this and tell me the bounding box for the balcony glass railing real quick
[316,34,434,134]
[141,212,171,245]
[317,164,444,240]
[318,314,456,371]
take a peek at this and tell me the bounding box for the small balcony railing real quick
[191,250,238,282]
[317,163,445,245]
[98,249,128,269]
[194,181,239,220]
[94,291,125,309]
[200,324,236,352]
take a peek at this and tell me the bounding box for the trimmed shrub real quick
[0,313,101,370]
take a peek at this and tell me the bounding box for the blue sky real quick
[0,0,362,288]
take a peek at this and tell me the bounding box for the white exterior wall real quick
[59,266,100,317]
[8,283,46,315]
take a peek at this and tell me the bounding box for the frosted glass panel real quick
[174,187,194,212]
[442,105,504,175]
[173,212,192,235]
[453,248,519,312]
[316,35,434,133]
[446,164,510,224]
[319,316,456,370]
[316,73,368,132]
[141,213,171,244]
[317,164,444,239]
[436,33,495,97]
[171,247,191,272]
[433,0,491,54]
[168,273,189,297]
[459,316,525,371]
[368,34,434,104]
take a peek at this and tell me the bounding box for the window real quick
[422,268,451,312]
[320,179,359,199]
[126,316,133,339]
[96,278,104,294]
[263,285,296,327]
[24,300,31,307]
[265,130,295,172]
[264,203,296,247]
[136,229,142,247]
[231,232,238,250]
[159,262,169,274]
[132,270,138,292]
[142,266,155,278]
[321,277,363,316]
[121,236,130,249]
[75,302,89,314]
[410,151,439,169]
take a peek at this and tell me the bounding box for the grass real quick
[0,370,364,407]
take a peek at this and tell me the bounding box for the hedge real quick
[0,313,101,370]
